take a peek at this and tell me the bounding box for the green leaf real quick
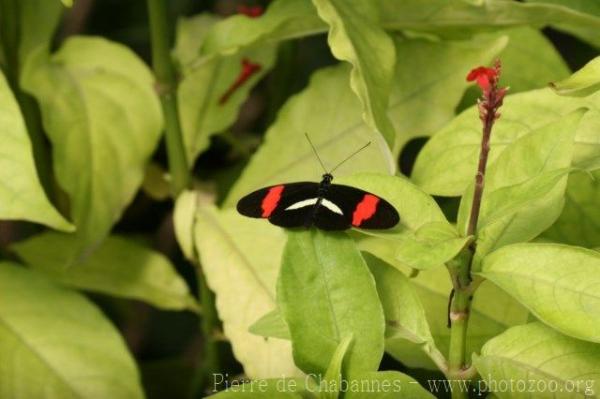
[0,69,71,230]
[383,266,527,369]
[175,14,277,165]
[11,232,198,312]
[249,309,291,340]
[389,34,507,151]
[525,0,600,47]
[224,64,395,206]
[474,322,600,399]
[543,169,600,248]
[551,55,600,97]
[208,378,319,398]
[394,222,472,271]
[141,162,171,201]
[344,371,435,399]
[380,0,600,48]
[413,88,600,196]
[459,111,583,268]
[319,335,353,399]
[21,37,163,252]
[194,204,299,378]
[480,242,600,343]
[365,253,446,372]
[312,0,396,149]
[18,0,63,67]
[491,27,569,93]
[173,190,200,261]
[278,230,385,376]
[0,262,143,398]
[201,0,324,56]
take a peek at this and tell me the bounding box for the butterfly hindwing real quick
[323,184,399,229]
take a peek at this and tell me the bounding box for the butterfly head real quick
[322,173,333,184]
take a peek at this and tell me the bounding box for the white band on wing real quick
[285,198,343,215]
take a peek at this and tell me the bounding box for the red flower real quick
[219,58,262,105]
[466,66,497,93]
[466,60,507,123]
[238,4,264,17]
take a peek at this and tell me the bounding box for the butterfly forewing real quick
[236,182,319,223]
[324,184,399,229]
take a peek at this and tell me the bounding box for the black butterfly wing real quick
[267,183,321,228]
[322,184,400,229]
[237,182,320,227]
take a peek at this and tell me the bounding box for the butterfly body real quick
[236,173,399,231]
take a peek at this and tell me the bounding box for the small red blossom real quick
[218,58,262,105]
[237,4,264,17]
[466,66,497,93]
[466,60,507,123]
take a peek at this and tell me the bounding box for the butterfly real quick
[236,135,400,231]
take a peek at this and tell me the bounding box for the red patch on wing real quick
[352,194,379,226]
[261,185,285,217]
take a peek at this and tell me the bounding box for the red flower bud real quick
[237,4,264,17]
[219,58,262,105]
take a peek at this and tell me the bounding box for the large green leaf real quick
[412,88,600,196]
[11,232,198,312]
[0,262,143,398]
[365,253,446,372]
[0,69,71,230]
[525,0,600,47]
[21,37,163,252]
[201,0,324,56]
[380,0,600,48]
[480,243,600,343]
[383,265,528,370]
[474,322,600,399]
[388,34,506,151]
[278,230,385,376]
[543,169,600,248]
[457,111,583,265]
[225,64,394,206]
[17,0,63,67]
[203,0,600,57]
[312,0,396,149]
[344,371,434,399]
[193,204,299,378]
[551,55,600,97]
[175,14,277,166]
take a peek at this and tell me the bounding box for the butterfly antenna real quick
[305,133,328,173]
[330,141,371,173]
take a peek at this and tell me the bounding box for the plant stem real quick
[466,95,496,241]
[446,63,504,398]
[186,195,220,398]
[189,268,220,397]
[146,0,189,196]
